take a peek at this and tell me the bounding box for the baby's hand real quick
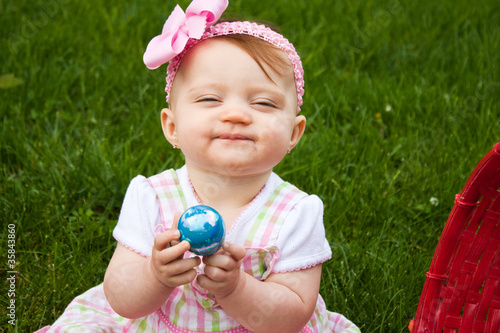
[197,242,247,299]
[151,229,201,288]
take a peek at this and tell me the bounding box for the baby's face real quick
[167,38,302,177]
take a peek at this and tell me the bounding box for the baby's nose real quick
[219,106,252,124]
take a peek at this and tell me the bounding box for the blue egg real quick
[178,205,225,256]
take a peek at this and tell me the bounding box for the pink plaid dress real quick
[36,169,359,333]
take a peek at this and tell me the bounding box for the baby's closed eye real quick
[195,95,222,104]
[253,99,277,108]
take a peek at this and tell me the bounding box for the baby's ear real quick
[160,108,178,147]
[289,115,306,150]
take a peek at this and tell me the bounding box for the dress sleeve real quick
[112,176,161,257]
[273,194,332,273]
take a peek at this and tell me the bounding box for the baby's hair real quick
[215,33,294,85]
[198,19,294,85]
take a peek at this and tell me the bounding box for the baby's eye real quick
[253,99,277,109]
[195,95,221,103]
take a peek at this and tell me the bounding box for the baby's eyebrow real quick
[249,88,286,100]
[187,82,227,95]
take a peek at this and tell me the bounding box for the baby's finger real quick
[221,242,247,261]
[168,213,183,247]
[171,212,182,230]
[164,253,201,276]
[165,268,199,287]
[153,229,181,251]
[159,240,192,264]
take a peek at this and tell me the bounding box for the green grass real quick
[1,0,499,331]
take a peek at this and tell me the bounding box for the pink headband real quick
[143,0,304,113]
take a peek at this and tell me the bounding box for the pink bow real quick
[143,0,228,69]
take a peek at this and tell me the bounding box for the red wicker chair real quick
[409,142,500,333]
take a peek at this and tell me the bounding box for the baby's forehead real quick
[178,37,295,84]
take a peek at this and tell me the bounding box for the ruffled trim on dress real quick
[156,308,252,333]
[272,255,332,274]
[115,239,150,258]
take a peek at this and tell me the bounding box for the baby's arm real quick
[103,229,201,319]
[198,243,321,333]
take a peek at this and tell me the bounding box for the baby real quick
[36,0,360,332]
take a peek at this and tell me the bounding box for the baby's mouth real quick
[217,133,252,141]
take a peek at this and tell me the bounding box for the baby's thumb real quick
[222,242,247,261]
[171,212,182,230]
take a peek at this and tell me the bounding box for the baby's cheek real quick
[258,127,275,145]
[259,128,290,153]
[267,114,290,135]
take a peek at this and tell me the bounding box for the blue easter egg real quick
[178,205,225,256]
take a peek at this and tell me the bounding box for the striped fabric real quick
[36,284,157,332]
[149,170,308,331]
[147,169,188,226]
[243,182,306,248]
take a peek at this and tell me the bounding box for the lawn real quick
[1,0,499,331]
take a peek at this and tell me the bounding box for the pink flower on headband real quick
[143,0,228,69]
